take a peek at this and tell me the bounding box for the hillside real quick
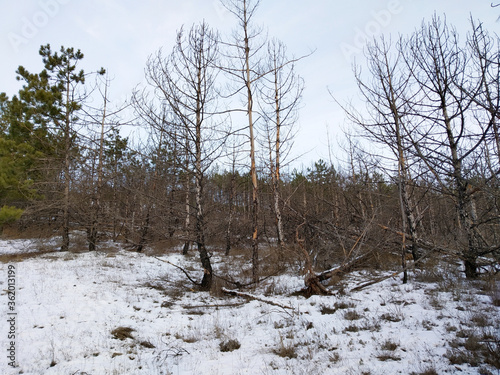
[1,236,499,374]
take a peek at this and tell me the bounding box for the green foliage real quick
[0,44,103,209]
[307,159,336,184]
[15,44,86,133]
[0,205,24,226]
[0,135,41,202]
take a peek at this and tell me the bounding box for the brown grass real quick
[0,250,57,264]
[111,327,135,341]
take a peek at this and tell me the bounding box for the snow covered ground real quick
[0,237,498,375]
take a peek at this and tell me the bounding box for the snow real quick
[0,237,498,375]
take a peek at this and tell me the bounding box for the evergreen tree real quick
[2,44,104,248]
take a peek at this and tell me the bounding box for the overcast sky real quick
[1,0,497,169]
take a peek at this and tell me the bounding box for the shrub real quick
[219,339,241,352]
[111,327,135,340]
[380,339,399,351]
[344,310,362,321]
[320,305,336,315]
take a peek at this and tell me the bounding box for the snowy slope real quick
[0,238,498,375]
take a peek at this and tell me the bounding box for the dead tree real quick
[403,16,489,278]
[220,0,265,283]
[144,22,225,290]
[340,36,423,282]
[83,74,127,251]
[258,39,304,256]
[220,0,309,281]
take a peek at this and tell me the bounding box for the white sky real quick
[0,0,497,169]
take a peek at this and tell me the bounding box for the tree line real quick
[0,1,498,291]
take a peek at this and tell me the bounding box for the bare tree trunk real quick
[271,60,285,252]
[87,78,109,251]
[225,154,237,256]
[182,142,191,255]
[195,61,212,291]
[242,12,260,284]
[61,78,71,252]
[195,164,212,290]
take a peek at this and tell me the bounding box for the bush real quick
[219,339,241,352]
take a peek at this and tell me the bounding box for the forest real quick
[1,1,500,374]
[0,1,499,292]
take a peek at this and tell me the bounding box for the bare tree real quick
[129,83,170,252]
[219,0,266,283]
[464,19,500,263]
[467,19,500,164]
[81,74,128,251]
[403,16,490,278]
[258,39,303,254]
[144,22,224,290]
[341,36,424,282]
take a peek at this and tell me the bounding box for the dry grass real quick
[344,310,363,321]
[446,330,500,369]
[320,305,336,315]
[0,250,55,264]
[343,324,360,333]
[111,327,135,341]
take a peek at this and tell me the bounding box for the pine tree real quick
[5,44,104,249]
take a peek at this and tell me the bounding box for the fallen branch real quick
[153,256,201,286]
[221,288,294,311]
[182,302,246,309]
[317,252,373,282]
[154,256,279,290]
[213,271,279,289]
[377,224,459,257]
[349,246,435,292]
[349,271,401,292]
